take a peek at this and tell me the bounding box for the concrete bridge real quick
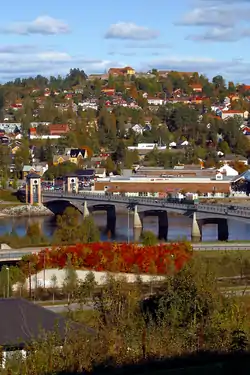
[42,191,250,242]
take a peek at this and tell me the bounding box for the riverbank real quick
[0,204,53,217]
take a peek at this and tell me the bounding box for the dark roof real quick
[65,169,95,178]
[0,298,94,350]
[26,172,41,179]
[70,149,86,158]
[231,170,250,183]
[222,154,247,161]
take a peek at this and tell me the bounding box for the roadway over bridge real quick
[42,191,250,242]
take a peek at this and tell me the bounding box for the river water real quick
[0,214,250,242]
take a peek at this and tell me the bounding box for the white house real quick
[221,110,248,120]
[218,164,238,177]
[147,97,165,106]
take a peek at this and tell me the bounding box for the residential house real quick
[147,97,165,105]
[95,168,106,178]
[108,66,135,76]
[0,135,9,145]
[49,124,69,136]
[131,124,144,135]
[0,298,93,369]
[102,88,116,96]
[217,164,238,177]
[53,155,70,165]
[22,164,48,178]
[220,154,248,165]
[65,93,73,100]
[0,123,21,134]
[189,84,202,93]
[87,73,108,81]
[65,148,89,163]
[29,128,37,137]
[221,110,248,120]
[11,145,20,155]
[158,71,195,78]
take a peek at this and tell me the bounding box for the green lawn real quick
[0,189,19,202]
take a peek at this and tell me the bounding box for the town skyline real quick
[1,0,250,82]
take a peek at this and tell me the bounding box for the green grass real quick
[197,250,250,278]
[0,189,19,202]
[64,309,100,328]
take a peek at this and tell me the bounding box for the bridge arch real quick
[140,210,168,240]
[89,204,116,237]
[43,199,84,216]
[197,217,228,241]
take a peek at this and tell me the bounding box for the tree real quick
[14,140,30,175]
[141,231,158,246]
[26,223,41,243]
[54,207,81,244]
[63,258,78,303]
[212,75,226,89]
[112,141,126,164]
[50,274,58,304]
[78,216,100,243]
[54,207,100,244]
[219,141,231,155]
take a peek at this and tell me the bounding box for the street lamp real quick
[127,202,136,244]
[127,206,130,244]
[6,267,9,298]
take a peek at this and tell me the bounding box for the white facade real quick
[128,143,167,151]
[218,164,239,177]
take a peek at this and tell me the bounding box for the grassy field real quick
[196,250,250,279]
[0,189,19,202]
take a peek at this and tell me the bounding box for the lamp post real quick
[6,267,9,298]
[43,253,46,289]
[127,207,130,244]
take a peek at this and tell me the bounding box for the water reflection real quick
[0,214,250,242]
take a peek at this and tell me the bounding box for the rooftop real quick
[0,298,93,350]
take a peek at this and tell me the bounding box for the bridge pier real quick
[106,205,116,237]
[158,211,168,241]
[133,205,142,229]
[191,212,202,242]
[218,219,229,241]
[133,205,143,242]
[83,201,90,218]
[194,217,229,242]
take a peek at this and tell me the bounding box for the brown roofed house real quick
[49,124,69,136]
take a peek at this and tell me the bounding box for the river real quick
[0,214,250,242]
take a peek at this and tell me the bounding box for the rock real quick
[0,204,53,217]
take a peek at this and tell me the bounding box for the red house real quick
[49,124,69,136]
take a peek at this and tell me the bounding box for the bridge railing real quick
[42,191,250,218]
[0,251,32,260]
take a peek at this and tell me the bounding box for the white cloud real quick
[187,27,239,42]
[105,22,159,40]
[141,55,250,82]
[124,42,171,48]
[0,48,122,81]
[177,6,250,27]
[3,16,70,35]
[37,51,72,61]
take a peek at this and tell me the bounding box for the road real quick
[43,302,94,313]
[42,286,250,313]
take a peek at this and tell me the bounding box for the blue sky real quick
[1,0,250,82]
